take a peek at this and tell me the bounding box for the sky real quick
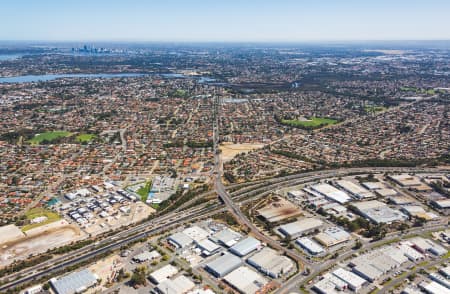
[1,0,449,42]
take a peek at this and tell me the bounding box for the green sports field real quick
[282,117,338,128]
[29,131,72,144]
[76,133,97,143]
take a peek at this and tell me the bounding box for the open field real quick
[29,131,72,144]
[22,207,61,231]
[0,220,84,268]
[76,133,97,143]
[136,181,152,202]
[281,117,338,128]
[220,142,265,162]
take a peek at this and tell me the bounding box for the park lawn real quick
[29,131,72,144]
[137,181,152,202]
[22,207,61,231]
[282,117,338,128]
[76,133,97,143]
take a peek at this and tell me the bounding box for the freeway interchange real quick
[0,166,448,293]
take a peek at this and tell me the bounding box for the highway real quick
[1,140,448,294]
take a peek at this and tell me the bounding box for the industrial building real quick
[335,180,375,200]
[229,236,261,257]
[149,264,179,284]
[401,206,438,220]
[205,253,242,278]
[195,238,221,256]
[314,227,351,247]
[155,275,196,294]
[132,250,161,263]
[168,231,194,249]
[332,268,367,291]
[50,269,98,294]
[277,218,323,239]
[209,228,241,247]
[183,226,209,242]
[352,200,407,224]
[223,266,268,294]
[409,237,447,256]
[296,237,325,255]
[388,174,423,187]
[310,183,352,204]
[313,272,347,294]
[419,281,450,294]
[247,247,294,278]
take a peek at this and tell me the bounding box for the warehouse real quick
[168,232,194,249]
[229,236,261,257]
[223,266,268,294]
[277,218,323,239]
[205,253,242,278]
[183,226,209,242]
[296,237,325,255]
[310,183,352,204]
[419,281,450,294]
[335,180,375,200]
[314,227,351,247]
[209,228,241,247]
[247,247,294,278]
[399,243,424,261]
[429,273,450,289]
[313,272,347,293]
[352,263,383,282]
[409,237,447,256]
[155,275,196,294]
[132,250,161,263]
[149,264,179,284]
[388,174,423,187]
[353,200,407,224]
[195,238,221,256]
[440,265,450,279]
[431,199,450,209]
[332,268,366,291]
[50,269,98,294]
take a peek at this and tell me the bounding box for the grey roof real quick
[210,228,241,247]
[205,253,242,277]
[168,232,194,248]
[229,236,261,257]
[50,269,97,294]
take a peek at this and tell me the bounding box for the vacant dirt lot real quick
[0,220,85,268]
[220,142,265,162]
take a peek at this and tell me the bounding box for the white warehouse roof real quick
[310,183,352,204]
[224,266,268,294]
[229,236,261,257]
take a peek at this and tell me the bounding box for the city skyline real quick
[1,0,450,42]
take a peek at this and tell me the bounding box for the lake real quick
[0,73,186,84]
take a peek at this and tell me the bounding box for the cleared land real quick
[29,131,72,144]
[220,142,265,162]
[76,133,97,143]
[0,220,84,268]
[281,117,338,128]
[22,207,61,231]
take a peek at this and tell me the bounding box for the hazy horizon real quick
[1,0,450,42]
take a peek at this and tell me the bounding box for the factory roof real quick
[210,228,241,247]
[168,232,194,248]
[296,237,325,255]
[183,226,209,242]
[50,269,98,294]
[196,239,220,255]
[335,180,375,199]
[278,218,323,238]
[310,183,352,204]
[332,268,366,290]
[223,266,268,294]
[352,264,383,281]
[132,250,161,262]
[205,253,242,277]
[229,236,261,257]
[421,281,450,294]
[156,275,196,294]
[247,247,294,277]
[314,227,351,247]
[149,264,179,284]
